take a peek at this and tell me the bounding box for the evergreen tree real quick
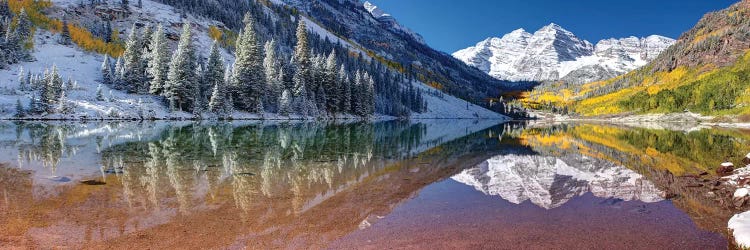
[113,56,124,87]
[323,50,338,114]
[96,84,105,101]
[122,24,146,93]
[293,20,312,114]
[165,23,197,112]
[338,66,351,114]
[14,99,24,118]
[352,70,363,116]
[206,42,227,114]
[101,56,112,85]
[364,72,375,116]
[17,67,26,90]
[13,9,33,61]
[231,13,264,113]
[148,24,169,95]
[140,24,154,70]
[57,90,70,114]
[263,39,280,112]
[42,65,63,113]
[279,89,291,116]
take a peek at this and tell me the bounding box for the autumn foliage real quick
[9,0,124,57]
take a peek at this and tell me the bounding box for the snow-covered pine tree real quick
[165,22,198,112]
[101,56,112,85]
[59,21,72,45]
[324,50,338,114]
[364,72,375,116]
[122,24,146,93]
[17,67,26,90]
[140,24,153,72]
[193,64,205,114]
[113,56,124,87]
[279,89,291,116]
[352,70,363,116]
[14,99,24,118]
[263,39,280,112]
[41,65,63,113]
[14,8,32,61]
[96,84,105,101]
[312,55,326,112]
[338,66,351,114]
[292,20,312,115]
[24,71,31,91]
[206,42,229,115]
[148,24,169,95]
[231,13,265,113]
[57,89,70,114]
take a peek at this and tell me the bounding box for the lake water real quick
[0,120,746,249]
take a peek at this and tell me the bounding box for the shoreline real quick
[528,111,750,129]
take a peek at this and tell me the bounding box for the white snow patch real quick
[729,211,750,248]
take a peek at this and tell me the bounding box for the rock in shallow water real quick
[80,180,106,185]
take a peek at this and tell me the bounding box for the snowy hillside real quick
[453,23,675,84]
[0,0,507,120]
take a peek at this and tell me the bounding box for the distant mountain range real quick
[453,23,675,84]
[525,0,750,118]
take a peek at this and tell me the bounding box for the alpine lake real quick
[0,120,747,249]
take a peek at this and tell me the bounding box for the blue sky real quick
[366,0,738,53]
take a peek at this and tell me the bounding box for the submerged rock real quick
[44,176,71,182]
[80,180,106,185]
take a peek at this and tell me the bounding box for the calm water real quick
[0,120,747,249]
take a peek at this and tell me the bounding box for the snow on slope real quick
[453,23,675,84]
[0,32,181,120]
[411,81,505,119]
[0,0,506,120]
[278,2,506,120]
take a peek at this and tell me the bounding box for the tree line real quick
[0,2,34,69]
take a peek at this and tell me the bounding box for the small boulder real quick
[717,162,735,176]
[80,180,106,185]
[744,153,750,165]
[736,188,750,199]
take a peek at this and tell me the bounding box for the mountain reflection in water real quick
[452,154,665,209]
[0,121,745,248]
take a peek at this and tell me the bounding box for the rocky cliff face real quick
[451,154,664,209]
[453,23,674,84]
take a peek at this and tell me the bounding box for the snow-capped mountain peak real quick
[363,1,389,19]
[453,24,675,84]
[361,1,426,44]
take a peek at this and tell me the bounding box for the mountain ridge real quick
[525,0,750,117]
[453,23,674,84]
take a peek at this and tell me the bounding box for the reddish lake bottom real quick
[331,179,726,249]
